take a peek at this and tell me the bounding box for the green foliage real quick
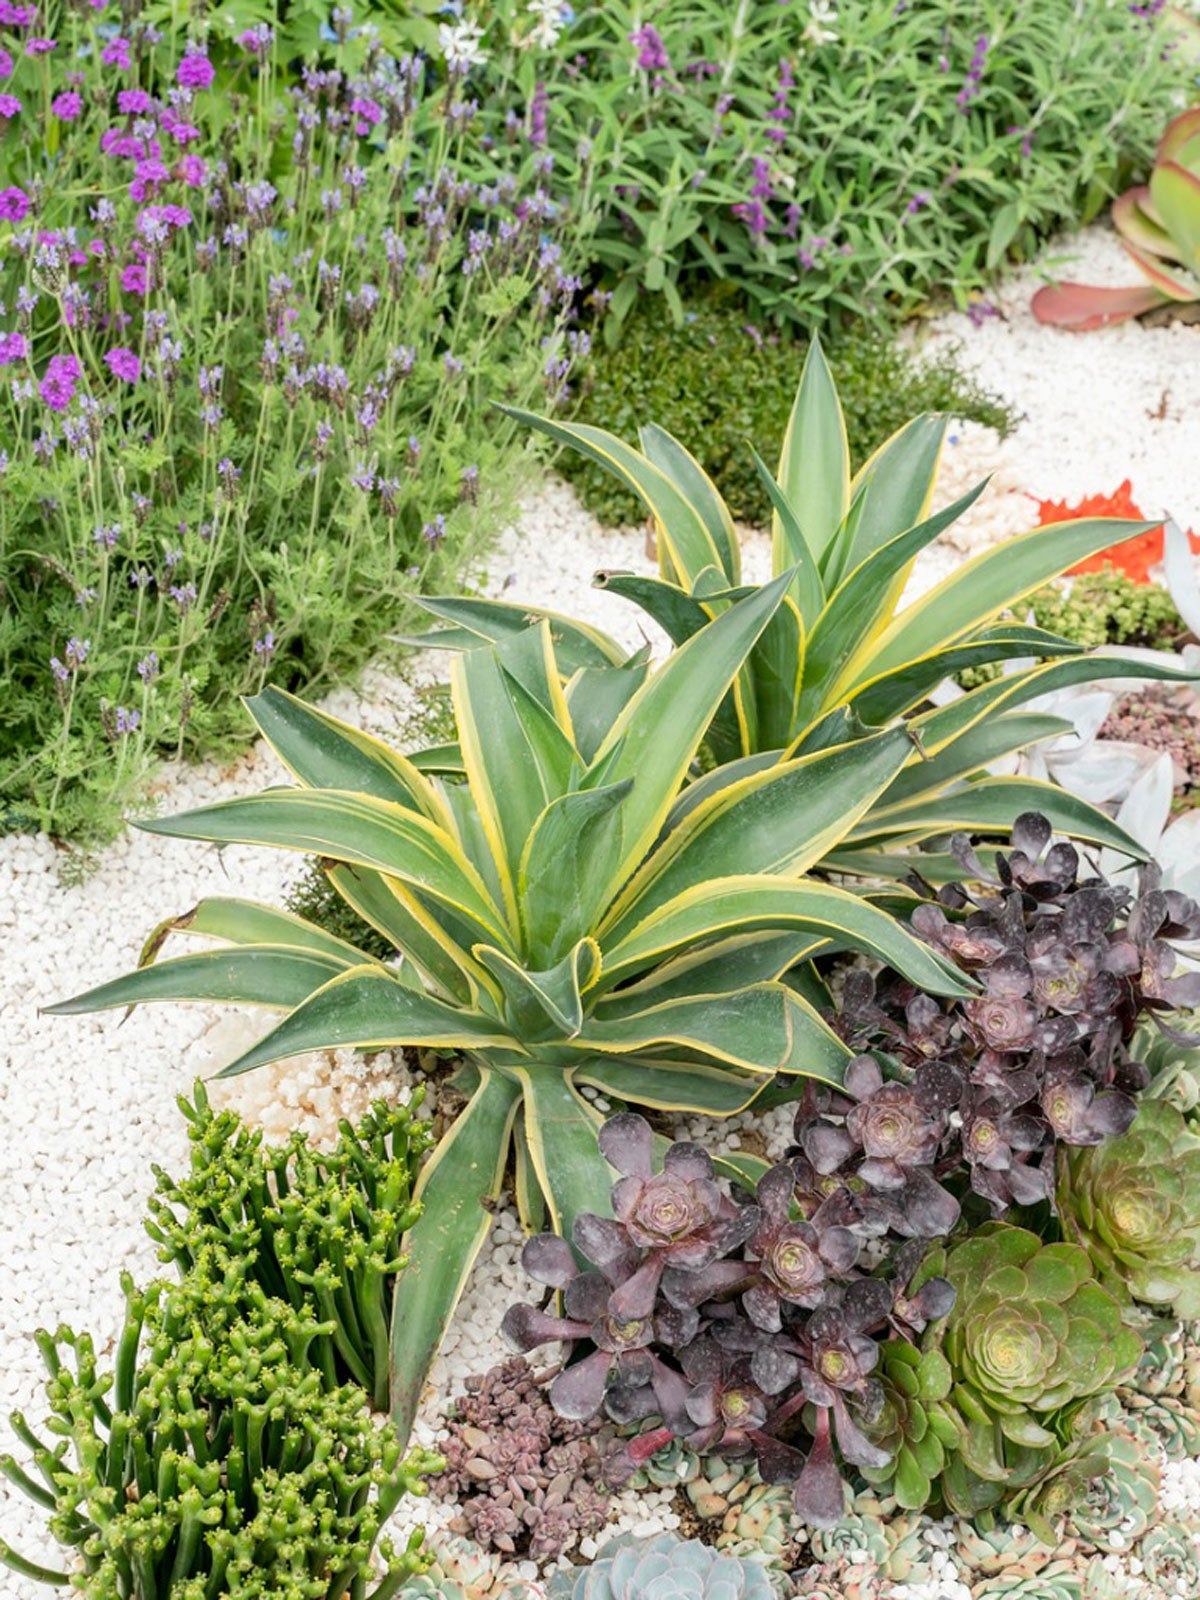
[1057,1100,1200,1318]
[905,1225,1142,1526]
[1025,571,1188,652]
[0,20,587,844]
[146,1083,432,1410]
[0,1263,439,1598]
[463,0,1188,326]
[561,298,1015,527]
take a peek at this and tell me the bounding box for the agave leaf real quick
[798,478,990,727]
[452,623,579,930]
[44,944,361,1015]
[846,776,1149,859]
[599,875,974,996]
[499,405,724,586]
[874,712,1073,809]
[390,1070,522,1442]
[564,649,651,764]
[135,788,510,948]
[515,1069,612,1243]
[639,421,740,584]
[579,982,849,1081]
[518,782,632,967]
[574,1056,774,1115]
[585,571,792,906]
[843,412,946,570]
[212,964,519,1078]
[402,593,624,670]
[750,446,825,628]
[473,939,601,1041]
[246,686,452,829]
[322,864,485,1005]
[605,727,912,939]
[839,518,1156,693]
[138,894,368,964]
[593,570,713,645]
[595,930,827,1016]
[773,334,850,569]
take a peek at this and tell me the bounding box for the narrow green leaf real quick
[574,1056,770,1115]
[640,421,740,583]
[46,945,357,1016]
[517,1069,612,1243]
[390,1070,521,1443]
[404,593,623,670]
[774,335,849,567]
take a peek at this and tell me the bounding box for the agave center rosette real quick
[49,578,981,1443]
[410,342,1182,901]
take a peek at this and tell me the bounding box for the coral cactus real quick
[547,1534,778,1599]
[432,1358,615,1561]
[1057,1100,1200,1316]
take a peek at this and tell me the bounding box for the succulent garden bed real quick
[4,7,1200,1600]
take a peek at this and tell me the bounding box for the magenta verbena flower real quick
[0,186,30,222]
[100,37,131,69]
[40,353,82,412]
[104,347,140,384]
[51,89,83,120]
[0,93,22,119]
[176,49,214,90]
[0,330,28,365]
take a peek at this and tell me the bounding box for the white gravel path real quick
[2,220,1199,1594]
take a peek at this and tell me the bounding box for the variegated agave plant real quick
[51,581,971,1442]
[412,340,1192,886]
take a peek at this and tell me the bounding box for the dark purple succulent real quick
[504,1114,954,1530]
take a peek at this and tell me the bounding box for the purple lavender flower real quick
[956,35,990,111]
[529,81,549,147]
[137,651,159,684]
[629,24,670,73]
[93,523,120,548]
[254,631,275,659]
[423,514,446,546]
[114,706,141,735]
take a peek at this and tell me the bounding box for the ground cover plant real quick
[451,0,1187,327]
[48,585,983,1449]
[0,9,588,843]
[557,292,1015,527]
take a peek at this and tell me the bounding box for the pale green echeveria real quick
[549,1535,777,1600]
[1058,1100,1200,1317]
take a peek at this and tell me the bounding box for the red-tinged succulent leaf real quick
[1121,240,1199,301]
[1112,187,1176,257]
[598,1110,654,1177]
[1031,280,1168,329]
[521,1231,577,1288]
[1158,106,1200,165]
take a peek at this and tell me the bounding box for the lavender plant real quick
[446,0,1186,327]
[0,8,588,841]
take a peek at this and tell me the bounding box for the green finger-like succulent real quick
[547,1534,778,1599]
[860,1341,962,1511]
[1058,1101,1200,1317]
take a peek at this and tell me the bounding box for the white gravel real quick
[2,217,1199,1593]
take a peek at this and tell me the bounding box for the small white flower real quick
[437,18,488,72]
[806,0,838,45]
[526,0,566,49]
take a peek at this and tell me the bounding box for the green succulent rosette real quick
[913,1225,1141,1518]
[1058,1101,1200,1317]
[860,1341,962,1511]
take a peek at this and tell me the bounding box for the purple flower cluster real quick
[956,35,990,112]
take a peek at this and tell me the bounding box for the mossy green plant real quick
[560,293,1015,527]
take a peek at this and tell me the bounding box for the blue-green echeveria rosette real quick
[1057,1099,1200,1317]
[547,1534,777,1599]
